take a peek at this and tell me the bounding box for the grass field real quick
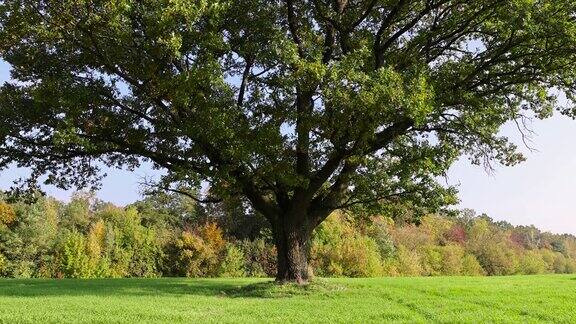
[0,275,574,323]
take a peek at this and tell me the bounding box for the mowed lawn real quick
[0,275,574,323]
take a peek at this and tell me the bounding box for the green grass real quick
[0,275,575,323]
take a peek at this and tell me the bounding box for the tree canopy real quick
[0,0,575,282]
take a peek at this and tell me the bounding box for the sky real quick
[0,60,575,235]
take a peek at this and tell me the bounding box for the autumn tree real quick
[0,0,575,283]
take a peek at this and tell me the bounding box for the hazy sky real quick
[1,60,575,234]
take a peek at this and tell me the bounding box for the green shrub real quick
[565,259,576,273]
[470,241,518,276]
[368,217,396,260]
[538,249,557,272]
[107,240,132,277]
[59,231,94,278]
[36,255,60,278]
[311,212,383,277]
[396,245,424,276]
[340,236,383,277]
[422,244,470,276]
[219,244,246,277]
[0,253,6,275]
[461,254,485,276]
[2,192,576,280]
[416,244,466,276]
[422,246,443,276]
[11,260,35,278]
[552,253,569,274]
[382,260,400,277]
[519,250,547,275]
[443,245,467,275]
[549,253,576,274]
[239,238,276,277]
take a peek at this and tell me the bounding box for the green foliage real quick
[0,193,576,279]
[130,192,200,229]
[519,250,547,275]
[393,246,423,276]
[61,193,93,232]
[461,254,485,276]
[471,241,519,276]
[219,244,246,278]
[311,212,383,277]
[1,1,576,283]
[367,216,396,260]
[59,231,95,278]
[238,238,277,278]
[422,244,467,276]
[0,253,6,275]
[0,197,59,278]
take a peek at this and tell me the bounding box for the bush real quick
[565,259,576,273]
[0,202,15,226]
[538,249,557,272]
[11,260,35,278]
[87,220,106,258]
[175,231,217,277]
[107,236,132,278]
[422,246,443,276]
[368,217,396,260]
[461,254,485,276]
[396,245,424,276]
[382,260,400,277]
[391,225,432,251]
[519,250,547,275]
[311,212,383,277]
[420,215,453,245]
[128,228,161,277]
[444,224,467,245]
[172,222,227,277]
[219,244,246,277]
[0,253,6,275]
[2,192,576,279]
[239,238,276,277]
[59,231,94,278]
[440,244,466,275]
[549,252,576,274]
[421,244,466,276]
[552,253,569,274]
[339,236,383,277]
[472,241,518,276]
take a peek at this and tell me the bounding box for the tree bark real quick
[272,214,313,284]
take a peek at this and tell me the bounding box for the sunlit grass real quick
[0,275,574,323]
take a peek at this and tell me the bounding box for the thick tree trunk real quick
[272,216,312,284]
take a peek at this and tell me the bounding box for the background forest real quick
[1,192,575,279]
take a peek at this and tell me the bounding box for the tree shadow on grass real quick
[0,278,346,299]
[0,278,250,298]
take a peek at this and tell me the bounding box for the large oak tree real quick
[0,0,575,283]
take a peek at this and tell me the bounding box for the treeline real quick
[0,192,575,278]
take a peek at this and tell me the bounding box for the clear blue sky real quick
[1,60,575,234]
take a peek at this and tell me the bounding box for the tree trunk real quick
[272,216,312,284]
